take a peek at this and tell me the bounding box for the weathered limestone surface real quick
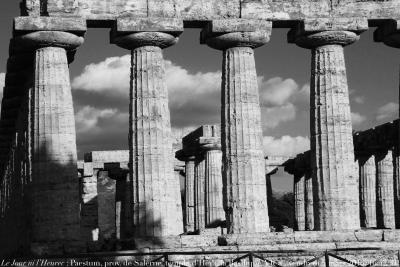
[194,157,206,232]
[290,24,364,231]
[22,0,400,22]
[97,171,117,240]
[204,148,224,227]
[358,155,377,228]
[304,171,314,231]
[395,150,400,229]
[177,125,224,233]
[294,173,305,231]
[113,28,184,237]
[376,151,396,229]
[185,158,195,233]
[202,21,271,234]
[24,31,84,254]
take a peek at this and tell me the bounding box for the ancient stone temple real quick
[0,0,400,263]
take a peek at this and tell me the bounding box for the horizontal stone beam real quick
[14,16,87,35]
[84,150,129,163]
[288,17,368,43]
[114,17,183,34]
[205,19,272,33]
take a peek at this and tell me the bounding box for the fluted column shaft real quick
[304,171,314,230]
[113,31,184,237]
[9,31,87,254]
[221,47,270,233]
[359,155,377,228]
[294,173,306,231]
[394,150,400,228]
[32,45,81,246]
[194,157,206,232]
[185,158,195,232]
[376,151,396,229]
[130,45,183,236]
[311,43,359,230]
[204,149,224,227]
[203,27,271,234]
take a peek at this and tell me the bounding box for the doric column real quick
[304,171,314,231]
[289,20,367,230]
[12,29,85,253]
[185,156,196,233]
[194,155,206,232]
[107,167,130,240]
[202,142,225,228]
[374,20,400,229]
[376,150,396,229]
[394,149,400,229]
[112,19,184,237]
[358,154,377,228]
[202,19,272,234]
[294,172,306,231]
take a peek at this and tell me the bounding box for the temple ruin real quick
[0,0,400,264]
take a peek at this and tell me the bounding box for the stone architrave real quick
[201,19,272,233]
[112,19,184,237]
[289,19,367,230]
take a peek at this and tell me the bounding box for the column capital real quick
[288,18,367,49]
[111,17,183,50]
[11,31,84,54]
[201,19,272,50]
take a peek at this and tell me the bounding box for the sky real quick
[0,1,399,192]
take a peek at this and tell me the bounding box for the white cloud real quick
[259,77,298,107]
[259,77,309,107]
[72,56,311,130]
[72,55,130,95]
[351,112,367,126]
[263,135,310,157]
[376,102,399,121]
[75,106,118,134]
[353,96,365,104]
[261,104,297,129]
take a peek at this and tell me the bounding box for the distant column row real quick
[176,125,225,234]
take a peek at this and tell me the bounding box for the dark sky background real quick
[0,1,399,192]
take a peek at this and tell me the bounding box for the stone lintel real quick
[84,150,129,163]
[288,17,368,43]
[114,17,183,35]
[200,19,272,45]
[198,137,220,146]
[206,19,272,34]
[182,125,220,151]
[265,156,292,174]
[14,16,87,36]
[103,162,129,180]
